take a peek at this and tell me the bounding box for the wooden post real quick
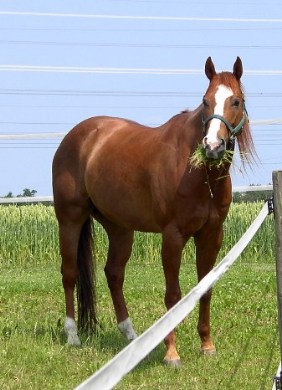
[273,171,282,381]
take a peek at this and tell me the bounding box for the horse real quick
[52,56,255,366]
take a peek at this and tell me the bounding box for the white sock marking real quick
[118,318,138,341]
[64,316,81,346]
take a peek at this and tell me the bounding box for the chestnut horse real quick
[52,57,255,365]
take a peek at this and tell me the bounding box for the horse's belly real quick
[93,200,161,232]
[88,180,161,232]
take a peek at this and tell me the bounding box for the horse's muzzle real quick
[203,138,226,160]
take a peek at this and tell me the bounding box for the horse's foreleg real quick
[104,228,137,341]
[194,226,223,354]
[59,222,83,346]
[161,226,187,366]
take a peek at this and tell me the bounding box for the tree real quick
[2,189,38,198]
[17,188,37,197]
[3,191,13,198]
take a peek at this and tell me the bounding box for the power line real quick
[0,119,281,128]
[0,89,202,97]
[104,0,279,3]
[0,65,202,75]
[0,121,72,125]
[0,89,282,98]
[0,11,282,23]
[0,65,282,76]
[1,40,282,50]
[0,103,281,109]
[251,118,282,125]
[0,26,281,32]
[0,133,65,140]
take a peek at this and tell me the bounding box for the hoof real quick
[67,334,81,347]
[118,318,138,341]
[163,358,181,368]
[200,346,216,356]
[64,317,81,346]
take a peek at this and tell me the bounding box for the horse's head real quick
[202,57,247,160]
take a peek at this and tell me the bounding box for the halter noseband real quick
[202,101,247,138]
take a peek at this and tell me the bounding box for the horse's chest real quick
[177,199,226,236]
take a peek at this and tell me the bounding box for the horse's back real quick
[52,114,189,231]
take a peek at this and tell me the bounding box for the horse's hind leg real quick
[103,226,137,341]
[56,204,91,346]
[59,223,81,345]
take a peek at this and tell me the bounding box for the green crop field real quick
[0,202,279,389]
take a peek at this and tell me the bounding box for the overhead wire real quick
[0,65,281,75]
[1,26,282,32]
[1,89,282,97]
[0,11,282,23]
[1,40,282,50]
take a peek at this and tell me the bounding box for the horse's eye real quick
[203,98,209,107]
[232,99,240,107]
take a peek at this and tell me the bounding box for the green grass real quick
[0,202,279,389]
[190,144,234,169]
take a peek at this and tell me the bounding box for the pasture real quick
[0,202,279,389]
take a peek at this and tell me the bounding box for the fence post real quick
[273,170,282,386]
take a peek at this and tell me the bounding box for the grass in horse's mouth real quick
[190,145,234,169]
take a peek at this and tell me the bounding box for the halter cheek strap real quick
[202,102,248,137]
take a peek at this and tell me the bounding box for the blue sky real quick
[0,0,281,196]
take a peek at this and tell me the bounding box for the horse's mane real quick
[237,116,257,168]
[236,82,257,167]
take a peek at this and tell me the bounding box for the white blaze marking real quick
[118,317,138,341]
[64,316,81,346]
[206,85,233,146]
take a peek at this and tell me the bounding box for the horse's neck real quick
[183,105,203,145]
[160,106,203,152]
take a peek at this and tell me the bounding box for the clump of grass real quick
[190,144,234,169]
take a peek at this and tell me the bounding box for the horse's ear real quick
[233,56,243,80]
[205,57,216,81]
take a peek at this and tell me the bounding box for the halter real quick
[202,101,247,138]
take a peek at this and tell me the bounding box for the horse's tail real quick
[76,217,98,332]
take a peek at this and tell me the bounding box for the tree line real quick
[233,187,272,203]
[2,188,37,198]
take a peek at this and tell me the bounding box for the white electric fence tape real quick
[75,201,269,390]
